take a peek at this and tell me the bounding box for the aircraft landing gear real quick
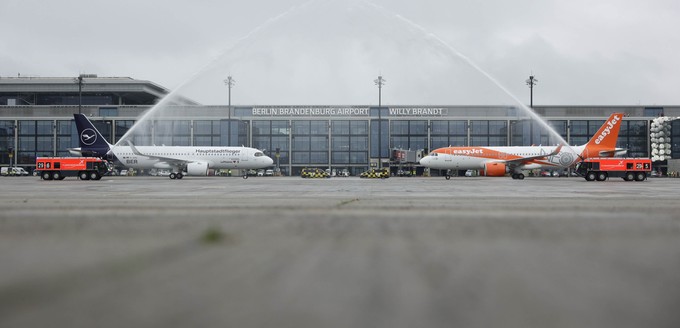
[169,172,184,179]
[511,173,525,180]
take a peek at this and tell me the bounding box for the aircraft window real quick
[429,152,437,156]
[254,152,264,157]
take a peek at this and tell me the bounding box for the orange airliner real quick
[419,112,625,179]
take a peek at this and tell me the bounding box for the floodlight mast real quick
[74,74,97,115]
[526,75,537,108]
[526,75,538,145]
[224,76,236,146]
[374,75,386,168]
[75,76,83,114]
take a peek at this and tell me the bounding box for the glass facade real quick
[56,120,77,157]
[470,120,507,146]
[672,120,680,160]
[618,120,648,158]
[331,120,368,174]
[431,121,467,150]
[193,120,221,146]
[569,120,604,146]
[390,120,428,152]
[370,120,389,159]
[292,120,329,165]
[0,120,15,165]
[221,120,248,147]
[253,120,290,175]
[17,120,53,164]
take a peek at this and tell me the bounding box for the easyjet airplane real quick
[71,113,273,179]
[419,112,625,179]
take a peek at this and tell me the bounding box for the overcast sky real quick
[2,0,679,106]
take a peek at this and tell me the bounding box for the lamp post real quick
[374,75,386,168]
[526,75,537,107]
[77,75,83,114]
[224,76,235,146]
[526,75,538,145]
[8,147,13,168]
[74,74,97,114]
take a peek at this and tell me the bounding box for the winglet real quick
[550,144,563,156]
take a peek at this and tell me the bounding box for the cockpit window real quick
[429,152,438,156]
[254,152,264,157]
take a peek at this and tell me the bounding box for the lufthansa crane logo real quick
[80,128,97,146]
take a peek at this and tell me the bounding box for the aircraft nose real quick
[266,156,274,166]
[419,156,430,166]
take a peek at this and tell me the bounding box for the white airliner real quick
[419,112,626,179]
[72,113,273,179]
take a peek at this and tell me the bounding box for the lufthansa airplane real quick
[419,112,626,179]
[72,113,273,179]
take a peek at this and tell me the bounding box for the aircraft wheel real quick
[445,175,451,180]
[42,171,53,180]
[79,171,90,180]
[635,172,646,181]
[169,173,176,179]
[177,173,184,179]
[517,173,524,180]
[243,175,248,179]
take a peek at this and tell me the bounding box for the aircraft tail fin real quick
[581,112,624,159]
[73,113,112,157]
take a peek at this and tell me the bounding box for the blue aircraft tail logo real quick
[73,114,112,157]
[80,128,97,146]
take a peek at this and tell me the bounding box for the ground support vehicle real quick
[576,158,651,182]
[360,168,389,179]
[36,157,110,181]
[301,167,330,178]
[1,167,29,176]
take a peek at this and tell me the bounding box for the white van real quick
[1,167,29,176]
[14,167,29,176]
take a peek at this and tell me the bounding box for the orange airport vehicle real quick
[36,157,110,181]
[575,157,651,181]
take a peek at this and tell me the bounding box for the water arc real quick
[117,0,571,151]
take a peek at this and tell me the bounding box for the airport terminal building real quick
[1,76,679,175]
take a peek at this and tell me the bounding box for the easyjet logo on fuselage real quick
[451,148,484,155]
[594,115,620,145]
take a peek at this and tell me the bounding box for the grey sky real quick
[2,0,678,106]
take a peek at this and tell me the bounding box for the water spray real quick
[115,0,323,146]
[362,0,571,150]
[119,0,576,157]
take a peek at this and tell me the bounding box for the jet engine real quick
[186,162,209,176]
[483,162,507,177]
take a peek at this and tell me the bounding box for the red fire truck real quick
[36,157,110,181]
[575,158,651,181]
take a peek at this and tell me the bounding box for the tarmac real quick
[1,175,680,328]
